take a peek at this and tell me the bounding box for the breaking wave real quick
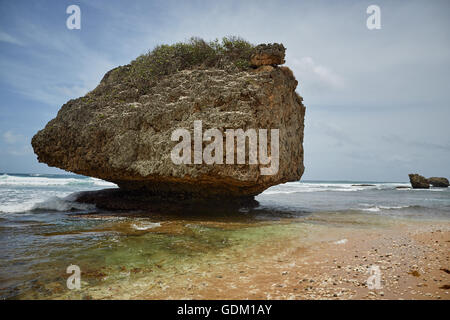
[0,193,96,214]
[0,174,116,187]
[262,181,410,195]
[359,205,412,212]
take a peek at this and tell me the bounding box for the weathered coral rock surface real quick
[408,174,430,189]
[427,177,449,188]
[32,42,305,199]
[250,43,286,67]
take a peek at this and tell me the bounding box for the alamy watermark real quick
[366,265,382,290]
[66,5,81,30]
[170,120,279,175]
[366,5,381,30]
[66,264,81,290]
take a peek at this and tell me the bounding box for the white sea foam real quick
[131,222,161,230]
[0,174,116,187]
[0,194,95,213]
[31,196,95,212]
[360,205,411,212]
[0,202,35,214]
[361,207,381,212]
[262,182,362,194]
[334,239,348,245]
[262,181,410,195]
[0,174,116,214]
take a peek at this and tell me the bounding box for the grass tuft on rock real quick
[132,36,254,78]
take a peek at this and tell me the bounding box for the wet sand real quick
[49,214,449,300]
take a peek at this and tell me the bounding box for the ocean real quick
[1,173,449,299]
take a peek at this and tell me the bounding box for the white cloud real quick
[2,130,24,144]
[0,31,24,46]
[0,21,115,106]
[54,85,91,100]
[6,145,33,156]
[292,57,345,90]
[1,131,32,157]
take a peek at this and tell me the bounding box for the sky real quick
[0,0,449,181]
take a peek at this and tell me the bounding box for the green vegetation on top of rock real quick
[135,36,254,74]
[96,37,255,97]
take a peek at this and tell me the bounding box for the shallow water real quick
[0,173,449,299]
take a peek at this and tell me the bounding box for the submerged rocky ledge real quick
[32,37,305,202]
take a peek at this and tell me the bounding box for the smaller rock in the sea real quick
[427,177,449,188]
[408,173,430,189]
[250,43,286,66]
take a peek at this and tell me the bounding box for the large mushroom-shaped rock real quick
[408,174,430,189]
[427,177,449,188]
[32,39,305,200]
[250,43,286,67]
